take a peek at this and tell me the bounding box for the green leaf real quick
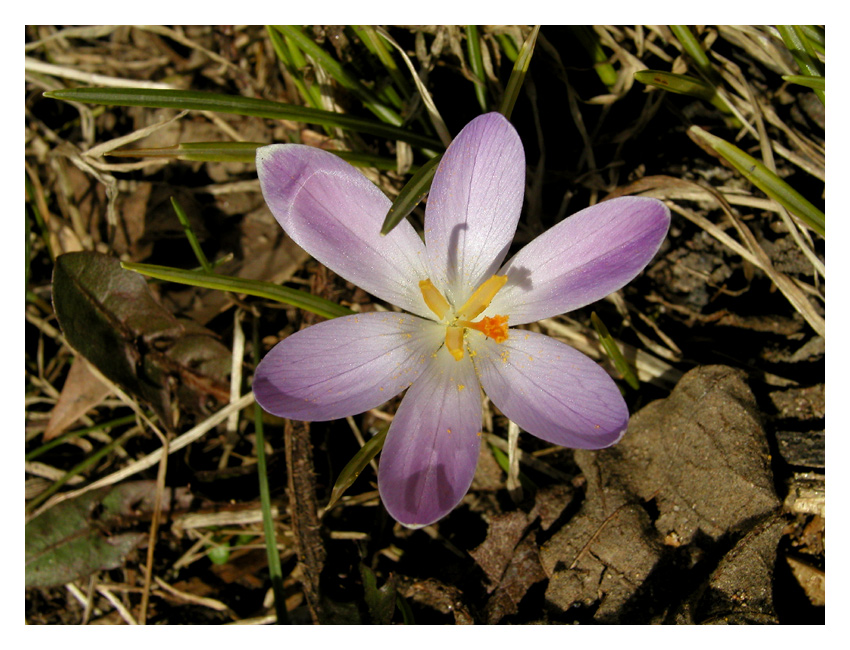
[121,261,354,320]
[591,312,639,390]
[689,125,825,237]
[499,25,539,120]
[26,485,147,588]
[380,153,442,235]
[327,426,388,509]
[44,87,442,151]
[360,564,397,625]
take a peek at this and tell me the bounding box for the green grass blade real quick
[571,26,618,88]
[121,261,354,320]
[634,70,717,102]
[777,25,825,103]
[591,312,639,390]
[799,25,825,54]
[634,69,734,116]
[669,25,721,85]
[265,26,323,111]
[352,25,412,100]
[380,153,442,235]
[326,426,388,510]
[252,317,289,624]
[499,25,539,120]
[272,25,403,127]
[170,197,212,273]
[466,25,489,112]
[689,125,825,237]
[495,33,519,62]
[44,87,442,151]
[488,443,535,491]
[110,141,264,163]
[110,141,406,171]
[782,75,826,91]
[26,429,139,513]
[25,414,138,462]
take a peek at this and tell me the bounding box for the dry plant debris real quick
[26,25,823,625]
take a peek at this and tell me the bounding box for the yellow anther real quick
[456,275,507,320]
[445,326,465,361]
[462,315,509,343]
[419,279,451,320]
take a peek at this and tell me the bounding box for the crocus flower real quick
[254,112,670,527]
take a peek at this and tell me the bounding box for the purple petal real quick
[378,347,482,527]
[424,113,525,307]
[257,145,432,318]
[488,197,670,325]
[253,312,443,421]
[472,330,628,449]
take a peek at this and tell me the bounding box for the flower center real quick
[419,275,509,361]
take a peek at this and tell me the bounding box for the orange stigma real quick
[462,315,509,343]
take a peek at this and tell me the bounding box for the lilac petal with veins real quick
[424,113,525,308]
[257,144,432,318]
[472,329,628,449]
[254,312,443,421]
[378,346,482,528]
[487,196,671,326]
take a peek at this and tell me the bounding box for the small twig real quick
[97,585,139,625]
[138,426,169,625]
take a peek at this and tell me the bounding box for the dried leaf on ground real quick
[43,356,111,440]
[52,251,231,428]
[541,365,780,622]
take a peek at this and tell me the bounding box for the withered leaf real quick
[43,357,111,440]
[26,481,193,588]
[52,251,230,429]
[469,511,531,589]
[541,365,780,623]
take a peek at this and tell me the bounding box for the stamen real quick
[460,315,509,343]
[419,279,451,320]
[456,275,507,320]
[445,326,465,361]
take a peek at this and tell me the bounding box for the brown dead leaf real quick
[469,511,531,589]
[44,357,111,440]
[541,365,781,623]
[483,532,546,624]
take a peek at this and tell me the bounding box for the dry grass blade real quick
[31,393,255,518]
[375,27,451,147]
[25,56,176,90]
[538,317,683,389]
